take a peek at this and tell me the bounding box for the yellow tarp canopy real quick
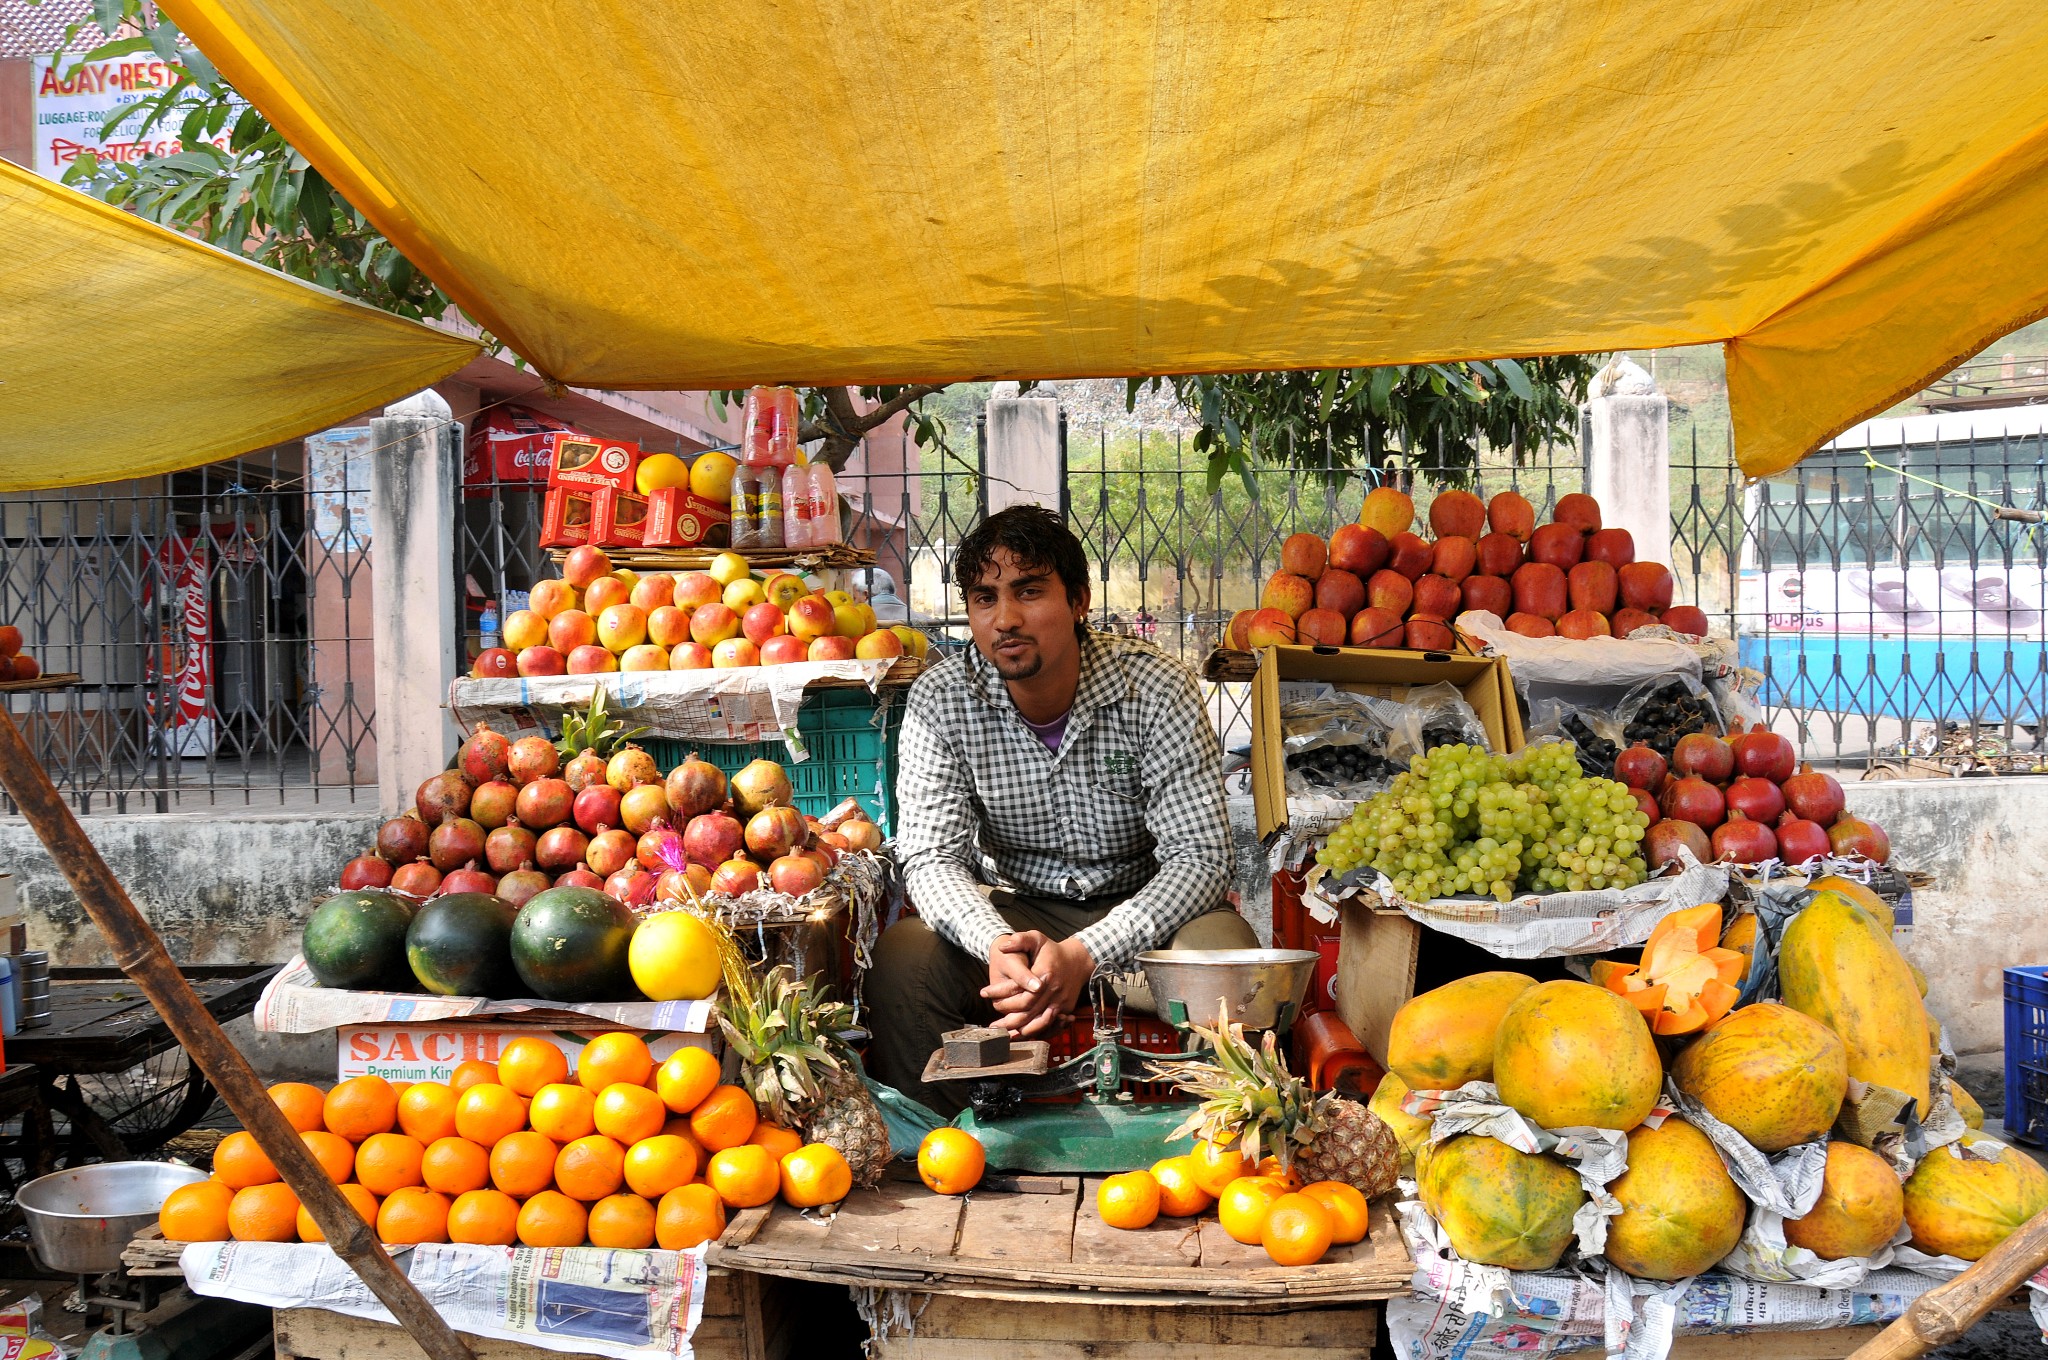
[0,156,479,491]
[161,0,2048,477]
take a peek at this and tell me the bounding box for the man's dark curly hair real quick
[954,505,1090,639]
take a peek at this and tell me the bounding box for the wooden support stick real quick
[0,710,475,1360]
[1846,1203,2048,1360]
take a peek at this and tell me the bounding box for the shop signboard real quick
[30,53,237,180]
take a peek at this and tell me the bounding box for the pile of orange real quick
[158,1033,855,1251]
[1094,1141,1371,1267]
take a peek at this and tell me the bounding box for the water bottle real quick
[0,957,19,1038]
[479,601,501,652]
[781,464,814,547]
[808,463,841,545]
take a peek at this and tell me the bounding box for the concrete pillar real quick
[981,392,1065,516]
[1583,371,1672,567]
[370,390,463,816]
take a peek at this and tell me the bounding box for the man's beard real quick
[990,638,1042,680]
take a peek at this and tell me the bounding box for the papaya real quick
[1596,903,1746,1036]
[1902,1134,2048,1260]
[1493,980,1662,1131]
[1669,1002,1847,1152]
[1386,971,1535,1091]
[1777,890,1931,1110]
[1948,1079,1985,1130]
[1368,1072,1432,1176]
[1908,960,1928,998]
[1719,913,1759,955]
[1782,1142,1903,1260]
[1421,1134,1585,1270]
[1605,1118,1746,1279]
[1807,874,1893,934]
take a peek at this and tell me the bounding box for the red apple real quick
[1585,527,1635,566]
[1427,489,1486,540]
[584,576,631,616]
[1314,569,1366,617]
[629,574,676,611]
[690,603,742,646]
[472,648,517,679]
[517,645,567,676]
[1412,574,1462,618]
[1261,572,1315,620]
[567,644,617,673]
[646,605,692,648]
[0,626,19,657]
[1661,604,1710,637]
[1297,608,1347,646]
[1475,532,1524,578]
[1505,612,1556,638]
[1488,491,1537,542]
[674,572,723,609]
[855,630,905,660]
[1618,562,1676,611]
[1359,487,1414,540]
[1511,562,1568,620]
[620,644,669,672]
[1406,618,1457,651]
[1366,569,1414,615]
[787,595,837,641]
[669,642,713,669]
[1553,493,1603,533]
[1567,560,1618,614]
[1528,523,1585,570]
[1557,609,1612,640]
[1388,532,1433,580]
[1328,524,1390,577]
[1245,608,1297,648]
[1279,532,1327,581]
[760,634,810,665]
[563,545,614,589]
[548,609,597,652]
[741,602,788,646]
[1227,609,1257,650]
[1611,607,1659,637]
[1431,536,1477,582]
[1461,574,1513,617]
[809,635,858,661]
[1349,606,1405,647]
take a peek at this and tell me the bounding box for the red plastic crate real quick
[1039,1008,1189,1102]
[1272,868,1341,1015]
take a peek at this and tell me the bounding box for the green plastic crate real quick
[645,687,902,833]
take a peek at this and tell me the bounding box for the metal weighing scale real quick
[928,948,1320,1172]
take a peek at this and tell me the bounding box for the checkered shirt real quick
[894,629,1234,971]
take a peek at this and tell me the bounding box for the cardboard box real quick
[544,431,639,493]
[1250,644,1524,841]
[464,405,570,493]
[539,485,595,547]
[591,486,649,547]
[337,1023,716,1084]
[644,486,732,547]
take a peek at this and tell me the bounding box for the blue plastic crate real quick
[644,687,901,834]
[2004,965,2048,1144]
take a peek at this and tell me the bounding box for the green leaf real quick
[1124,376,1147,411]
[1368,366,1396,417]
[91,0,128,36]
[146,21,181,63]
[1495,356,1535,403]
[299,174,332,239]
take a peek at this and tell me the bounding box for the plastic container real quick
[0,957,17,1038]
[731,464,784,549]
[644,687,901,832]
[807,463,841,546]
[742,387,799,467]
[2004,965,2048,1144]
[781,464,816,548]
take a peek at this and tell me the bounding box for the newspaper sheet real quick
[181,1241,707,1360]
[1454,611,1714,691]
[255,956,716,1035]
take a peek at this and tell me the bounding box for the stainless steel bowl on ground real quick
[17,1160,207,1275]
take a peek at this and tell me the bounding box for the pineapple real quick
[720,966,892,1188]
[555,688,648,760]
[1159,1007,1399,1199]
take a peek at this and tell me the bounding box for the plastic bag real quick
[1615,673,1726,759]
[1281,684,1489,798]
[1526,696,1629,779]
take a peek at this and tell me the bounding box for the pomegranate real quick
[620,784,672,835]
[1826,815,1890,863]
[1660,776,1726,831]
[769,853,827,897]
[554,867,605,892]
[507,736,561,785]
[1711,810,1777,865]
[415,770,474,825]
[1644,818,1712,870]
[1631,788,1661,821]
[469,779,520,830]
[485,823,538,874]
[816,830,852,854]
[391,860,443,897]
[459,723,512,784]
[606,747,661,792]
[656,863,715,904]
[730,759,794,818]
[339,854,392,890]
[711,858,762,895]
[684,811,746,868]
[586,828,638,877]
[563,750,609,793]
[573,784,624,834]
[1781,763,1845,825]
[840,819,884,853]
[604,866,656,907]
[664,756,729,819]
[428,816,486,871]
[514,777,574,830]
[1671,731,1735,783]
[637,826,686,872]
[375,815,430,865]
[1724,774,1787,826]
[745,806,808,861]
[497,867,551,908]
[1731,722,1796,783]
[797,847,833,878]
[1775,815,1831,864]
[1613,742,1667,791]
[440,865,500,896]
[534,825,591,871]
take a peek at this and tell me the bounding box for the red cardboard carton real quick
[644,487,732,548]
[592,486,650,548]
[545,432,639,493]
[540,486,596,547]
[465,406,570,495]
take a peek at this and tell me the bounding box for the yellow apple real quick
[502,609,549,652]
[787,596,837,641]
[620,643,670,671]
[854,630,905,661]
[763,573,808,610]
[709,552,751,586]
[831,604,868,640]
[724,578,766,612]
[889,625,930,659]
[824,590,854,608]
[596,603,648,652]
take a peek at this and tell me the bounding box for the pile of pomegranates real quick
[1612,723,1890,869]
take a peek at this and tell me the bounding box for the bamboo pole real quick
[0,710,475,1360]
[1846,1204,2048,1360]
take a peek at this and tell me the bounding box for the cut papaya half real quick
[1597,903,1746,1036]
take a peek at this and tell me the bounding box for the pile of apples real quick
[0,626,38,682]
[472,547,929,678]
[1229,489,1711,652]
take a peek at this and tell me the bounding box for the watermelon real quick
[302,890,415,992]
[407,893,519,998]
[510,887,639,1002]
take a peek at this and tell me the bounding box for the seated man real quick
[867,505,1252,1114]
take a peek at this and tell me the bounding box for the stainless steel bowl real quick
[17,1161,207,1275]
[1135,948,1320,1031]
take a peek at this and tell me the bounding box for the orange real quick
[323,1076,399,1143]
[688,1086,758,1152]
[528,1083,597,1142]
[296,1183,380,1243]
[498,1037,570,1096]
[490,1131,562,1197]
[455,1084,528,1146]
[917,1128,986,1196]
[747,1123,804,1162]
[448,1059,500,1093]
[577,1033,655,1093]
[1097,1172,1162,1231]
[779,1144,853,1208]
[160,1180,236,1242]
[1217,1176,1290,1245]
[587,1193,658,1249]
[555,1135,627,1202]
[1189,1140,1247,1197]
[1262,1192,1334,1266]
[516,1189,589,1248]
[422,1137,491,1195]
[1255,1156,1303,1191]
[1301,1181,1369,1246]
[268,1082,328,1134]
[212,1132,280,1189]
[707,1144,780,1208]
[654,1048,722,1114]
[447,1188,521,1246]
[355,1132,427,1196]
[623,1135,700,1198]
[377,1187,451,1245]
[301,1130,358,1183]
[396,1082,460,1143]
[228,1183,301,1242]
[1149,1156,1214,1218]
[594,1083,668,1144]
[656,1183,727,1250]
